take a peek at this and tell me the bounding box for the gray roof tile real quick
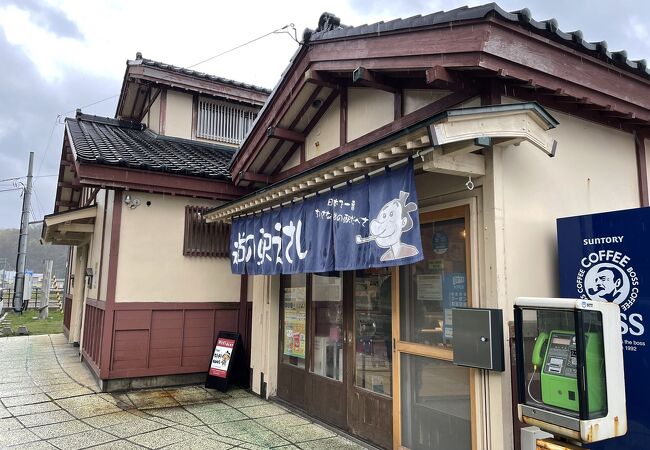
[130,57,272,95]
[306,3,649,79]
[67,114,233,180]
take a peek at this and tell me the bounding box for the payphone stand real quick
[514,297,627,447]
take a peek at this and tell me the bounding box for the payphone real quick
[531,330,604,413]
[514,297,626,444]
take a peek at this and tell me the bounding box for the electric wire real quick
[0,174,57,183]
[527,366,543,404]
[187,24,297,69]
[54,24,297,121]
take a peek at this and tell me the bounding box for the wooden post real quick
[39,259,53,319]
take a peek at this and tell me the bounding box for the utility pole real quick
[13,152,34,312]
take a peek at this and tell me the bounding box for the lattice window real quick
[197,98,257,144]
[183,206,230,257]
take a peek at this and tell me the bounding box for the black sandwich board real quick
[205,331,245,392]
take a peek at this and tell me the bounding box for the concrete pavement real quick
[0,334,367,449]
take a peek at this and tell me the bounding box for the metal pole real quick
[13,152,34,312]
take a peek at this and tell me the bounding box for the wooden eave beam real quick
[138,86,162,122]
[75,163,251,200]
[272,89,477,182]
[56,223,95,233]
[236,171,271,185]
[257,87,323,174]
[352,67,396,92]
[127,65,269,105]
[56,200,78,208]
[266,126,305,143]
[268,89,340,175]
[304,69,338,89]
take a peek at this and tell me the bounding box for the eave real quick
[230,17,650,183]
[207,102,558,223]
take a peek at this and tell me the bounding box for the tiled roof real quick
[66,114,233,180]
[130,55,272,94]
[306,3,650,80]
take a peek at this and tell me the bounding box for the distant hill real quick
[0,224,69,278]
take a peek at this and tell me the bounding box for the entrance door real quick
[277,270,393,448]
[277,272,347,429]
[393,205,475,450]
[347,268,393,449]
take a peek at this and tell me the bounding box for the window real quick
[183,206,230,257]
[197,98,257,144]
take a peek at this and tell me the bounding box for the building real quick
[204,5,650,450]
[42,54,269,390]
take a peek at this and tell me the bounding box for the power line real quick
[58,94,120,119]
[0,174,58,183]
[187,23,297,69]
[54,24,297,122]
[0,187,22,194]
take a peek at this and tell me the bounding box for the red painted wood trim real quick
[76,163,250,200]
[233,17,650,178]
[273,89,476,182]
[159,89,167,135]
[112,301,240,310]
[394,89,402,119]
[257,86,325,175]
[230,48,312,177]
[127,65,268,106]
[340,85,347,146]
[635,131,649,207]
[100,190,122,379]
[86,298,106,310]
[82,348,101,378]
[107,365,210,380]
[268,89,340,176]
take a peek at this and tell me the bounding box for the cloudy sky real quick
[0,0,648,228]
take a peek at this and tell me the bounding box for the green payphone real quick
[515,297,627,444]
[531,330,604,413]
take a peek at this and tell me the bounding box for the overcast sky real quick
[0,0,648,229]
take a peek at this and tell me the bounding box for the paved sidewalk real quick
[0,334,366,449]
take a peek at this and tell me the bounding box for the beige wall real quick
[305,96,340,161]
[403,89,451,115]
[146,95,161,134]
[500,109,638,303]
[347,87,394,141]
[85,189,109,301]
[115,192,240,302]
[165,90,193,139]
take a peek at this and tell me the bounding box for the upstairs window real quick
[197,98,257,145]
[183,206,230,257]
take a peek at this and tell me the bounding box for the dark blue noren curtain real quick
[229,159,423,274]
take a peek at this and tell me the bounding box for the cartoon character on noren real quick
[356,191,419,261]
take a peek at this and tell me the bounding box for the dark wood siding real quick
[107,302,240,379]
[183,205,230,257]
[63,294,72,335]
[81,300,105,376]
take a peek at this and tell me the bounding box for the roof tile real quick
[66,114,233,180]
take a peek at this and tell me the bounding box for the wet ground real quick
[0,334,367,449]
